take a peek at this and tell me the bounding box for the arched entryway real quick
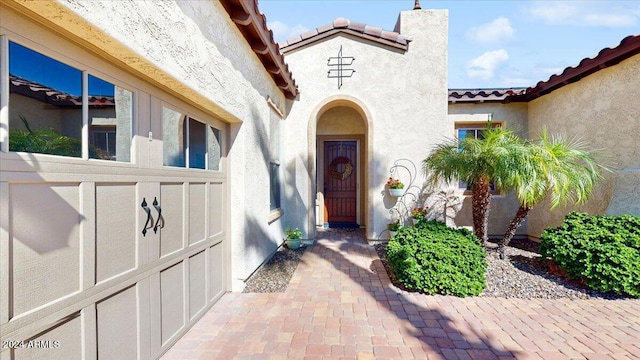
[307,96,373,236]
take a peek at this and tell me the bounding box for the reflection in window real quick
[189,118,206,169]
[88,75,132,162]
[8,41,82,157]
[6,42,132,161]
[270,161,281,210]
[162,107,221,170]
[207,127,221,170]
[269,110,281,210]
[163,107,186,167]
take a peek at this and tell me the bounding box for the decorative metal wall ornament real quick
[327,45,355,89]
[329,156,353,181]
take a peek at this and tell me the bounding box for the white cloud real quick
[267,21,309,42]
[466,17,515,45]
[527,1,639,27]
[467,49,509,80]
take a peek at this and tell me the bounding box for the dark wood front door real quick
[324,141,357,224]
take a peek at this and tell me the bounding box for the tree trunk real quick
[498,205,531,256]
[471,176,491,245]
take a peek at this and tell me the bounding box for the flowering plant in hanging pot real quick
[387,219,401,238]
[386,177,405,197]
[411,207,428,225]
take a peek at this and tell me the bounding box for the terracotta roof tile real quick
[285,34,302,45]
[317,23,333,33]
[279,17,410,53]
[380,30,399,42]
[509,33,640,102]
[448,88,526,103]
[364,25,382,38]
[350,21,366,33]
[300,29,318,40]
[333,17,349,28]
[10,75,115,107]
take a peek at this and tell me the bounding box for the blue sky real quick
[259,0,640,89]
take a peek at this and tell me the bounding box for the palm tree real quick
[423,125,528,245]
[497,130,605,257]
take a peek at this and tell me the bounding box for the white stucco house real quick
[1,0,638,358]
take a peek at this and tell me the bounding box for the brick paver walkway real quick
[163,229,640,359]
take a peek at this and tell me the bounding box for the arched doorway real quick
[309,97,372,233]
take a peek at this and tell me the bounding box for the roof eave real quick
[280,29,409,54]
[220,0,298,99]
[513,34,640,102]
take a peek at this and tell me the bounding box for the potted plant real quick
[410,207,428,225]
[386,177,405,197]
[284,228,302,250]
[387,219,401,238]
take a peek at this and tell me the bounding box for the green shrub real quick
[540,212,640,298]
[386,220,486,297]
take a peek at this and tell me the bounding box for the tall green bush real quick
[540,212,640,298]
[386,220,486,297]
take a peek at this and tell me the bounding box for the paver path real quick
[163,229,640,359]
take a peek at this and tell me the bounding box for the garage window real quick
[162,106,221,170]
[3,40,132,161]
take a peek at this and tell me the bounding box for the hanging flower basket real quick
[389,188,404,197]
[386,177,405,197]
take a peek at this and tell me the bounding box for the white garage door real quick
[0,35,228,359]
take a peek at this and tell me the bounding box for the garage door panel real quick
[160,262,184,345]
[188,251,206,319]
[97,285,138,360]
[188,183,206,245]
[209,242,224,301]
[209,183,223,237]
[95,183,137,284]
[14,312,81,360]
[10,183,81,317]
[160,183,184,258]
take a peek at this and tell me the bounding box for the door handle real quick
[141,198,153,236]
[152,197,165,233]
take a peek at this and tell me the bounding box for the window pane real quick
[163,107,186,167]
[207,126,221,170]
[88,75,132,161]
[458,129,471,141]
[188,117,206,169]
[270,161,281,210]
[477,129,486,140]
[9,42,82,157]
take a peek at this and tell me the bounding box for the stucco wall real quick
[447,102,529,237]
[53,0,290,290]
[527,55,640,238]
[283,8,448,239]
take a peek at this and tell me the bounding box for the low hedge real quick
[386,220,486,297]
[539,212,640,298]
